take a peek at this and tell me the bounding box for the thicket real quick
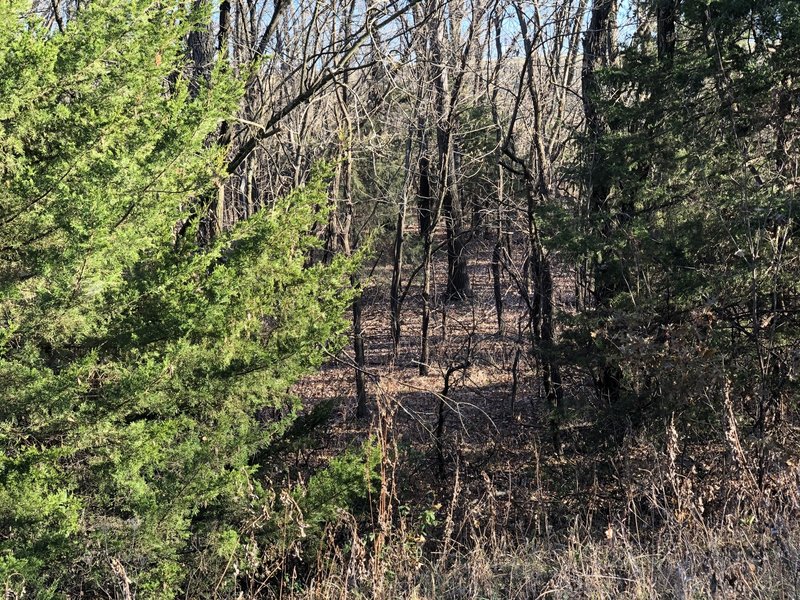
[1,0,799,598]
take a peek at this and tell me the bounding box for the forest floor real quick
[288,233,800,599]
[296,232,578,521]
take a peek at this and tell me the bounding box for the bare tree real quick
[485,0,587,449]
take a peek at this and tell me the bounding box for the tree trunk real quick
[211,0,231,238]
[582,0,622,410]
[491,234,504,336]
[656,0,678,63]
[581,0,615,243]
[430,4,471,302]
[443,187,471,301]
[511,4,565,452]
[187,0,212,99]
[419,155,434,376]
[390,120,420,362]
[525,187,564,453]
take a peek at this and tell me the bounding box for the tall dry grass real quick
[271,394,800,600]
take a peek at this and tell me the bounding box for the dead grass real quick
[278,501,800,599]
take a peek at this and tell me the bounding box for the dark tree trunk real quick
[525,188,564,453]
[492,236,504,336]
[490,15,506,336]
[582,0,622,408]
[417,156,432,238]
[430,5,470,302]
[657,0,678,62]
[187,0,213,99]
[342,162,365,417]
[418,156,434,376]
[212,0,231,237]
[389,131,413,362]
[420,253,432,376]
[443,189,471,301]
[183,0,228,247]
[581,0,616,246]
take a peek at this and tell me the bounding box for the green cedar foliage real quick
[577,1,799,428]
[0,1,354,596]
